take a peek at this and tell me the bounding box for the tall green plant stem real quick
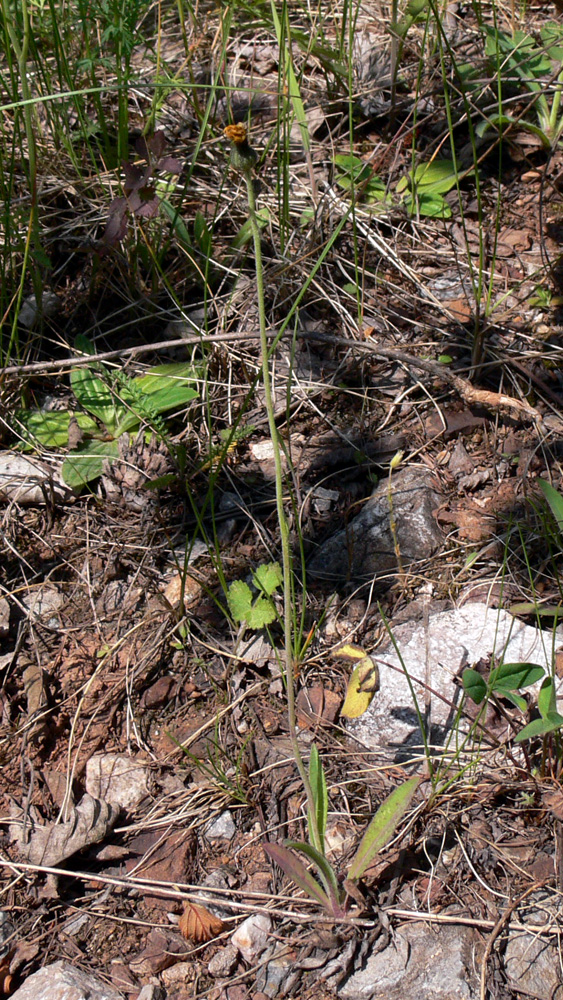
[243,169,319,848]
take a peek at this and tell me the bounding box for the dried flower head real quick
[224,123,248,145]
[224,123,257,174]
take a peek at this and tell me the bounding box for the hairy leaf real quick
[263,842,331,909]
[308,744,328,852]
[347,776,419,882]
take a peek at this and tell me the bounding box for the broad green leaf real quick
[61,439,120,488]
[284,840,344,913]
[341,657,380,719]
[263,842,331,909]
[538,676,557,718]
[17,410,98,449]
[70,368,123,433]
[516,712,563,741]
[541,22,563,61]
[133,364,199,413]
[74,333,96,356]
[227,580,253,623]
[490,662,544,692]
[403,191,452,218]
[462,668,487,704]
[347,777,419,882]
[253,561,283,597]
[538,478,563,533]
[476,115,550,148]
[308,745,328,853]
[246,597,277,630]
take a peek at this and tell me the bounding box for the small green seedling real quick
[475,23,563,149]
[333,154,466,219]
[264,754,419,918]
[462,660,545,714]
[17,336,199,488]
[227,561,283,629]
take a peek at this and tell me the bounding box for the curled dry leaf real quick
[16,794,119,867]
[178,902,225,943]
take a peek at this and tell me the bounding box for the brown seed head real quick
[224,123,248,145]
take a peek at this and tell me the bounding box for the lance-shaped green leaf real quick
[347,776,419,882]
[263,842,331,910]
[132,363,199,413]
[284,841,345,916]
[17,410,98,449]
[538,479,563,534]
[307,745,328,854]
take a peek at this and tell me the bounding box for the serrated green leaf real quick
[246,596,277,629]
[253,561,283,597]
[61,439,120,488]
[227,579,253,623]
[347,777,419,882]
[462,668,487,705]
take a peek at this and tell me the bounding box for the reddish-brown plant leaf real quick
[178,902,225,943]
[158,155,182,174]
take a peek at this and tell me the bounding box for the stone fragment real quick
[231,914,272,964]
[347,601,563,757]
[339,922,480,999]
[205,810,236,842]
[160,961,195,988]
[129,928,190,976]
[8,960,124,1000]
[208,944,239,978]
[308,466,442,583]
[22,585,64,626]
[85,754,153,813]
[0,912,15,959]
[136,986,165,1000]
[0,453,68,504]
[255,943,296,996]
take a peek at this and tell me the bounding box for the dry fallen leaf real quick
[178,902,225,943]
[14,793,118,867]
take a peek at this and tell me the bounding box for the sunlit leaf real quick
[538,478,563,533]
[462,668,487,705]
[308,744,328,853]
[263,842,331,909]
[253,561,283,597]
[178,901,225,942]
[341,656,380,719]
[61,439,120,488]
[17,410,98,449]
[490,662,544,692]
[347,777,419,882]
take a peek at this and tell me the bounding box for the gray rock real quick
[347,601,563,758]
[339,922,480,999]
[9,960,124,1000]
[255,943,297,996]
[85,754,153,813]
[0,453,68,504]
[136,988,165,1000]
[504,890,563,999]
[205,809,236,841]
[207,943,238,978]
[308,466,442,583]
[231,913,272,963]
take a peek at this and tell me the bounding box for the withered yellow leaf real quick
[341,656,380,719]
[336,643,368,662]
[178,901,225,943]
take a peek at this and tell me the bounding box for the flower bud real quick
[224,124,257,175]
